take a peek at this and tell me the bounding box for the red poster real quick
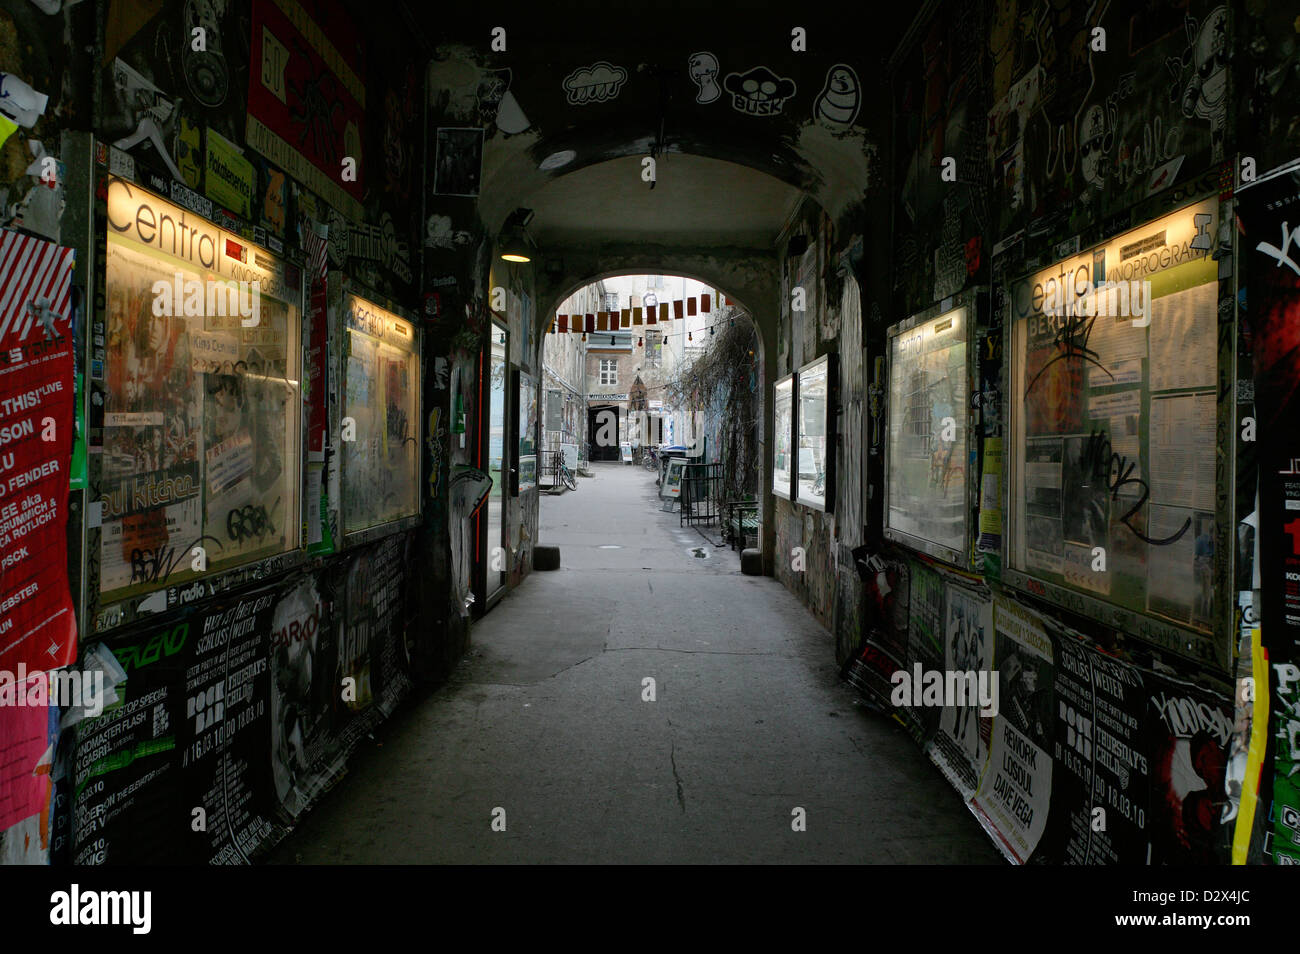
[0,228,77,673]
[246,0,366,221]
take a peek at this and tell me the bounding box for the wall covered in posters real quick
[0,0,445,865]
[848,0,1266,865]
[69,532,413,863]
[1238,161,1300,865]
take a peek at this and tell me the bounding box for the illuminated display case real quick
[340,290,422,541]
[98,175,303,605]
[794,353,836,511]
[884,292,977,566]
[1002,195,1233,670]
[772,374,794,500]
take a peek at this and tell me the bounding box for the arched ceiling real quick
[414,4,917,233]
[524,154,804,248]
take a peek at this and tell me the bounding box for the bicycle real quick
[557,460,577,491]
[641,446,660,472]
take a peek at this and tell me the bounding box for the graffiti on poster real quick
[1144,672,1233,864]
[101,178,302,601]
[0,229,78,673]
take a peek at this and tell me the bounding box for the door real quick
[588,405,619,461]
[486,324,508,597]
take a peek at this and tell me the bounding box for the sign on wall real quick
[246,0,366,222]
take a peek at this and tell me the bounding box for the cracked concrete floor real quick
[270,463,1001,864]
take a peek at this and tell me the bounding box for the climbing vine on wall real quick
[664,308,760,501]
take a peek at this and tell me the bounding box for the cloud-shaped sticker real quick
[722,66,796,116]
[563,61,628,105]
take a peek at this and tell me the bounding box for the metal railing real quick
[679,461,722,528]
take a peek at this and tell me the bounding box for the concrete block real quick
[534,545,561,570]
[740,548,763,576]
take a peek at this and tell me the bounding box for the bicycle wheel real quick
[561,467,577,491]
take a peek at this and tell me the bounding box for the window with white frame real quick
[599,358,618,386]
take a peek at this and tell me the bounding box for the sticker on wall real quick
[562,61,628,106]
[0,72,49,128]
[814,64,860,130]
[434,127,485,196]
[723,66,796,116]
[687,52,721,104]
[205,128,256,219]
[107,58,187,182]
[477,68,512,124]
[425,213,473,248]
[181,0,230,108]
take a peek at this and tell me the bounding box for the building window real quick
[645,329,662,368]
[600,358,618,386]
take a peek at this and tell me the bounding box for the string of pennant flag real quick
[549,293,733,334]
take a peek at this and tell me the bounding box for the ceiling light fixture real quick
[500,208,535,263]
[539,150,576,171]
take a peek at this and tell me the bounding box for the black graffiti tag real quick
[1025,313,1114,396]
[1078,429,1190,546]
[129,534,225,584]
[226,498,280,543]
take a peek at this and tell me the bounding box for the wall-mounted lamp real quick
[500,208,535,263]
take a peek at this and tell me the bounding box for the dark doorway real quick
[588,405,620,461]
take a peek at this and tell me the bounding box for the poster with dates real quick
[970,598,1054,864]
[0,228,78,673]
[1041,632,1149,864]
[72,587,286,864]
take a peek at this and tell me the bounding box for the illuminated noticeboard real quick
[884,298,973,565]
[1003,196,1228,667]
[795,353,835,511]
[100,175,302,602]
[341,292,421,538]
[772,374,794,500]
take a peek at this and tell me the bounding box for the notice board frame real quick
[998,192,1235,672]
[86,160,309,637]
[882,287,982,569]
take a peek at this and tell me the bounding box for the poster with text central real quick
[0,228,77,673]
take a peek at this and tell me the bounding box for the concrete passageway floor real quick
[271,463,1001,864]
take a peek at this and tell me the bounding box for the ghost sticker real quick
[723,66,796,117]
[814,64,860,129]
[688,52,721,104]
[562,61,628,105]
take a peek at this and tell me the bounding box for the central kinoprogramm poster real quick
[1006,197,1220,653]
[101,177,302,601]
[342,294,420,534]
